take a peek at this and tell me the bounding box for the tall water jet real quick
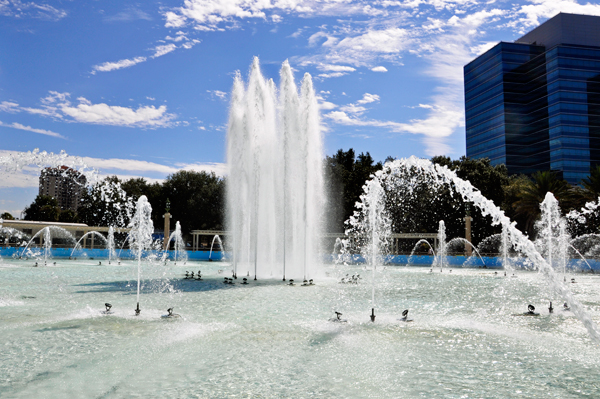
[208,235,222,262]
[346,176,390,321]
[107,226,116,264]
[501,225,511,270]
[168,221,187,263]
[435,221,447,271]
[128,196,154,315]
[226,58,323,280]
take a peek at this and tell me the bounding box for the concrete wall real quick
[0,247,223,261]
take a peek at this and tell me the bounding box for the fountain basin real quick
[1,259,599,397]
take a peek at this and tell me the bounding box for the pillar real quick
[163,212,171,250]
[464,216,472,256]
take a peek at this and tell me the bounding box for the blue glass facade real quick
[464,13,600,184]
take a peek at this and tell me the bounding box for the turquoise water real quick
[1,259,599,398]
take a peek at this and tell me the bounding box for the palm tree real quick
[581,165,600,201]
[513,171,572,235]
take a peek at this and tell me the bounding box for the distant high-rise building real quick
[464,13,600,184]
[39,166,87,212]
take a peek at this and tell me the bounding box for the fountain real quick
[107,226,117,264]
[208,234,222,262]
[2,60,600,397]
[70,231,109,258]
[164,221,187,264]
[434,220,447,271]
[351,156,600,342]
[226,58,323,281]
[20,226,78,262]
[127,196,154,315]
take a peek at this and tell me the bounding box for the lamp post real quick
[464,202,472,257]
[163,198,171,251]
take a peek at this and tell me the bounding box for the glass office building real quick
[465,13,600,184]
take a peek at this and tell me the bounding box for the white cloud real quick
[371,66,388,72]
[514,0,600,31]
[0,101,19,112]
[92,56,147,73]
[181,39,201,49]
[0,121,65,139]
[0,150,228,191]
[357,93,380,104]
[319,101,337,110]
[207,90,227,100]
[317,72,348,79]
[0,92,176,128]
[152,44,177,58]
[339,104,367,115]
[317,64,356,72]
[470,41,497,55]
[61,99,174,127]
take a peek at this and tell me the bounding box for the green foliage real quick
[380,156,509,248]
[512,171,573,236]
[23,195,61,222]
[581,165,600,201]
[162,170,225,235]
[1,212,14,220]
[77,176,133,227]
[58,209,79,223]
[324,149,382,232]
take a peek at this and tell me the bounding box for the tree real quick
[162,170,225,235]
[512,171,572,236]
[77,176,134,227]
[23,195,61,222]
[581,165,600,201]
[58,209,79,223]
[121,177,163,227]
[1,212,14,220]
[323,149,383,232]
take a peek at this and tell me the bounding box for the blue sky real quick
[2,0,600,216]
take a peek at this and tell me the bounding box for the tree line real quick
[17,149,600,243]
[21,170,225,237]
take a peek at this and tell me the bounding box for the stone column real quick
[464,216,472,256]
[163,212,171,250]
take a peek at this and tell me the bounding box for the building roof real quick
[516,13,600,49]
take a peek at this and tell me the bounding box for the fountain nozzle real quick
[135,303,141,316]
[401,309,409,321]
[370,308,376,322]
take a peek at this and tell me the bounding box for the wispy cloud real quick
[92,56,147,74]
[0,120,65,139]
[103,7,152,22]
[152,44,177,58]
[91,36,200,74]
[0,92,176,128]
[207,90,228,100]
[0,0,66,20]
